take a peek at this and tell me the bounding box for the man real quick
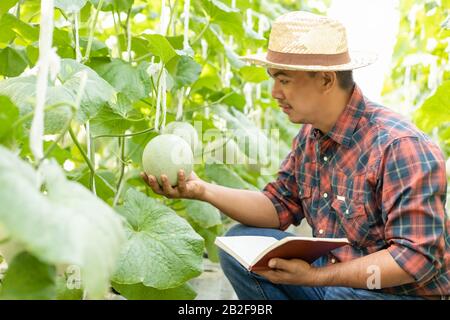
[142,11,449,299]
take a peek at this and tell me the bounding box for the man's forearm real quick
[198,181,280,229]
[313,249,415,289]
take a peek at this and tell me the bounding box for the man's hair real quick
[307,71,354,91]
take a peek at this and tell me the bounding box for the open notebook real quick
[215,235,349,271]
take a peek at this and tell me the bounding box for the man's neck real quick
[314,87,353,135]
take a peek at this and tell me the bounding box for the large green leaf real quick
[143,34,178,65]
[0,76,74,134]
[89,0,134,12]
[189,222,223,263]
[0,252,56,300]
[205,162,257,190]
[89,106,132,136]
[0,95,19,140]
[413,81,450,132]
[239,66,269,83]
[0,13,16,44]
[0,0,19,17]
[112,189,204,289]
[184,199,221,228]
[0,148,126,298]
[55,0,88,13]
[112,281,197,300]
[0,46,28,77]
[0,14,39,44]
[59,59,117,123]
[70,168,116,203]
[201,0,244,38]
[91,59,148,102]
[171,56,202,89]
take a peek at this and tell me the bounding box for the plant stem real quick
[85,121,96,193]
[93,127,155,139]
[134,52,153,62]
[167,0,179,36]
[84,0,104,62]
[191,19,210,45]
[68,127,96,178]
[113,137,126,207]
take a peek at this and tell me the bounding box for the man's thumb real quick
[268,258,288,270]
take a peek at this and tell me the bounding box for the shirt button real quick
[318,229,324,235]
[323,192,328,198]
[331,258,336,264]
[345,209,349,215]
[323,156,328,162]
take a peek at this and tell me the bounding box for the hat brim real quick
[241,50,377,71]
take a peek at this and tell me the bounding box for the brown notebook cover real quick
[250,238,349,271]
[215,236,349,271]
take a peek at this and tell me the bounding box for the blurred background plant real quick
[0,0,448,299]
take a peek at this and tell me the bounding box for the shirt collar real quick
[311,84,366,147]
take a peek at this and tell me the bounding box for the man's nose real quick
[271,82,284,100]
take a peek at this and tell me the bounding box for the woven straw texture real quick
[242,11,376,71]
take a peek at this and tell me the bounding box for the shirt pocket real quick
[331,169,367,203]
[330,197,375,247]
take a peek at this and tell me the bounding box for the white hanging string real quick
[243,82,253,114]
[126,9,132,62]
[176,88,185,120]
[201,38,208,59]
[74,12,82,62]
[255,15,267,102]
[245,9,253,56]
[154,62,162,131]
[159,0,169,36]
[183,0,190,50]
[161,68,167,129]
[30,0,54,162]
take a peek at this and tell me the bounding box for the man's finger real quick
[147,175,164,194]
[140,172,149,183]
[160,175,175,196]
[177,170,186,193]
[268,258,292,271]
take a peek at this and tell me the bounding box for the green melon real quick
[162,121,199,152]
[142,134,194,186]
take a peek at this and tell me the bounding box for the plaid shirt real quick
[263,85,449,297]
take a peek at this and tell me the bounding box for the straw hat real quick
[242,11,377,71]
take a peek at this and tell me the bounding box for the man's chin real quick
[287,115,307,124]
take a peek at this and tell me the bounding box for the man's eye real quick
[279,79,289,85]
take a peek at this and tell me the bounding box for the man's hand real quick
[253,258,318,286]
[141,170,207,200]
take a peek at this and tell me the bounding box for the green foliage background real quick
[0,0,448,299]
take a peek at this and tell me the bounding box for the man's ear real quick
[319,72,337,92]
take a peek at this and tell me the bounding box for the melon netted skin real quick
[142,134,194,186]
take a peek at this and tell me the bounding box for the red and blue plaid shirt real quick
[263,85,449,297]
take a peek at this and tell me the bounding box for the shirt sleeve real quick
[379,137,447,283]
[262,133,304,231]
